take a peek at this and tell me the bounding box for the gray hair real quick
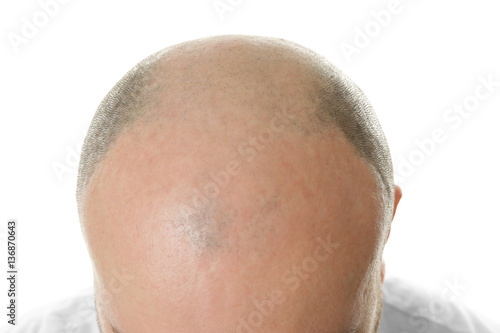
[76,48,164,217]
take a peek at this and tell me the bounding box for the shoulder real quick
[378,277,500,333]
[0,287,100,333]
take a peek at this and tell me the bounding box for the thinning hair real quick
[76,35,394,223]
[76,48,164,217]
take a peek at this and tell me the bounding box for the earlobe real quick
[392,185,403,220]
[382,186,402,282]
[384,185,402,245]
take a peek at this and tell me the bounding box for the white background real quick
[1,0,499,329]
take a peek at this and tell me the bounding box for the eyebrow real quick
[109,320,360,333]
[111,325,122,333]
[95,302,124,333]
[110,324,359,333]
[109,325,358,333]
[109,321,362,333]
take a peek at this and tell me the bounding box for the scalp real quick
[77,34,394,244]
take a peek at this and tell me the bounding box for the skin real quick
[81,36,403,333]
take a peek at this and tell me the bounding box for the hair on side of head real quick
[76,49,166,217]
[76,35,395,228]
[309,62,395,221]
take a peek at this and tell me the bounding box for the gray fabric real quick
[379,278,500,333]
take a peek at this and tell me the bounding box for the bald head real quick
[77,35,400,333]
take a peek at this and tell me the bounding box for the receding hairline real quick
[76,34,394,225]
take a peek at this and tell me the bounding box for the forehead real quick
[84,113,381,231]
[84,115,383,332]
[83,112,384,258]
